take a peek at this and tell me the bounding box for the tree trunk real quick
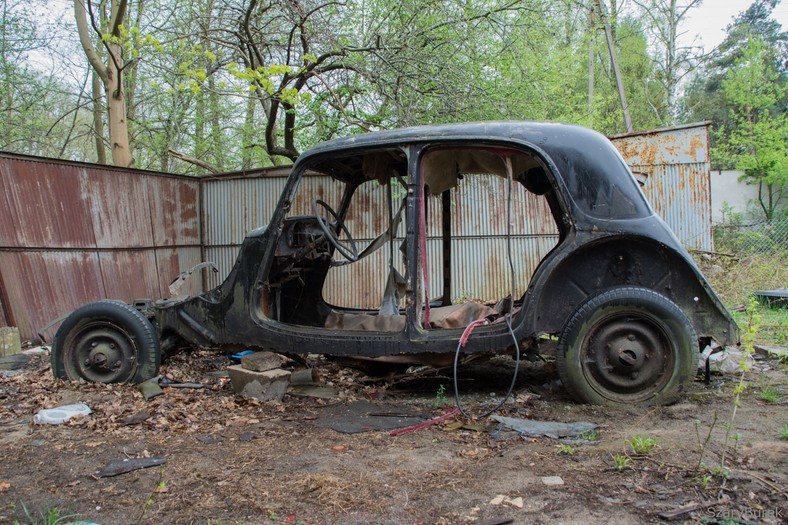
[194,87,205,159]
[242,93,255,170]
[92,70,107,164]
[105,42,132,167]
[209,75,224,171]
[597,0,633,132]
[587,6,595,120]
[74,0,132,167]
[665,0,677,124]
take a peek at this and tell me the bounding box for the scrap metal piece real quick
[491,415,597,439]
[95,457,166,478]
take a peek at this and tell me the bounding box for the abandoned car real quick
[51,121,739,406]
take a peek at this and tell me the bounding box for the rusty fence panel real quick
[0,152,202,341]
[610,122,712,252]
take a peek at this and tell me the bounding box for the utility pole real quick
[595,0,633,132]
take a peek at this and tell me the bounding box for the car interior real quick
[264,145,562,332]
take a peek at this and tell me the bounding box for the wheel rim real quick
[63,321,138,383]
[580,313,675,402]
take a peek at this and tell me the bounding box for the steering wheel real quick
[313,199,359,262]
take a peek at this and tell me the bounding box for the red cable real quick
[459,318,489,347]
[389,407,460,437]
[419,178,430,326]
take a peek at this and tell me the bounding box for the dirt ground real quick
[0,346,786,525]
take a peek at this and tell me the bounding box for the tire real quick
[556,287,697,407]
[51,300,160,384]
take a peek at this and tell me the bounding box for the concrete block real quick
[240,351,287,372]
[0,327,21,357]
[227,365,291,401]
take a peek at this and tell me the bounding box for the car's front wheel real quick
[51,300,160,384]
[556,287,697,406]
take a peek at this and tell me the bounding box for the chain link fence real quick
[713,217,788,255]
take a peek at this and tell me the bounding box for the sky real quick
[678,0,788,50]
[29,1,788,77]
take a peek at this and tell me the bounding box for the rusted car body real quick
[52,121,738,406]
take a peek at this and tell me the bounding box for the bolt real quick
[84,359,91,366]
[627,334,636,341]
[91,342,98,348]
[109,343,116,349]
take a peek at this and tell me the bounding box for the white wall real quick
[710,170,760,223]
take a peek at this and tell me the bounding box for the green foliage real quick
[759,386,779,403]
[1,0,782,172]
[433,384,448,407]
[556,444,577,455]
[12,503,80,525]
[629,434,657,455]
[698,474,713,490]
[779,423,788,440]
[579,429,598,441]
[611,453,631,471]
[719,298,761,472]
[713,37,788,220]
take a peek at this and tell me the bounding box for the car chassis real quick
[52,122,739,406]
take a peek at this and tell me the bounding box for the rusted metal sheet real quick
[610,122,712,251]
[146,176,200,247]
[0,152,203,340]
[0,251,104,341]
[610,122,709,165]
[0,156,96,248]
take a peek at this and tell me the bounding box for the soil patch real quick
[0,350,786,524]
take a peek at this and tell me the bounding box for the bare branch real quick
[168,148,219,174]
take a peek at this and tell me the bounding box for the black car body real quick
[52,121,739,406]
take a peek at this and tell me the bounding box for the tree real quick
[632,0,703,125]
[715,37,787,220]
[681,0,787,129]
[74,0,133,166]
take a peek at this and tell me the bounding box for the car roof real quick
[296,121,652,221]
[299,121,604,158]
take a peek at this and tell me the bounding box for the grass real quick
[611,453,631,471]
[759,386,779,403]
[780,424,788,440]
[698,251,788,347]
[556,444,576,455]
[732,306,788,347]
[629,435,657,455]
[433,384,449,407]
[12,504,80,525]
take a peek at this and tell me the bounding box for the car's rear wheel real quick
[52,300,160,384]
[556,287,697,406]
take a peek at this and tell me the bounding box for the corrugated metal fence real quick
[0,153,202,341]
[0,123,712,341]
[610,122,712,252]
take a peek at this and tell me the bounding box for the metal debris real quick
[95,457,166,478]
